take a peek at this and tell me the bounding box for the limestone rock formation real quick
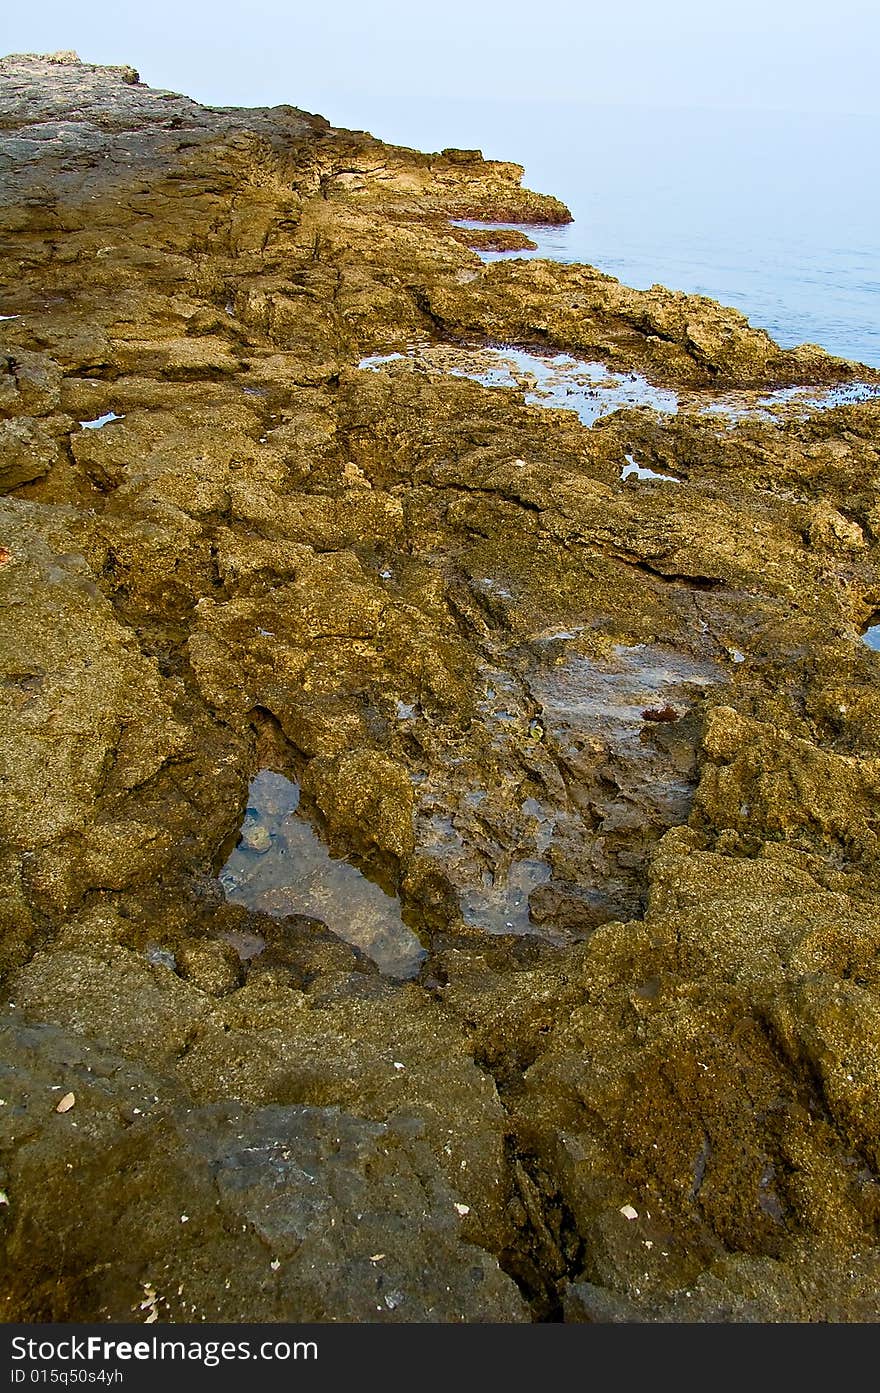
[2,52,880,1322]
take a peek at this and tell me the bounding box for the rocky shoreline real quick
[3,52,880,1322]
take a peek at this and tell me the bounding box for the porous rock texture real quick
[2,52,880,1323]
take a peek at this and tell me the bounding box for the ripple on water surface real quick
[220,769,425,979]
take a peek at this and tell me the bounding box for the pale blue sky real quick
[3,0,879,124]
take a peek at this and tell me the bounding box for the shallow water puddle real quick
[217,927,267,961]
[531,642,720,824]
[360,345,879,426]
[621,453,680,483]
[358,352,411,370]
[694,381,880,421]
[416,799,559,940]
[535,642,719,734]
[220,769,425,979]
[459,856,553,936]
[411,640,722,938]
[359,344,677,425]
[413,656,562,939]
[79,412,123,429]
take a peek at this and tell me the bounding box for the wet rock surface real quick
[3,52,880,1322]
[220,769,426,978]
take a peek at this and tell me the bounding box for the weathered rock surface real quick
[2,52,880,1322]
[0,1017,524,1321]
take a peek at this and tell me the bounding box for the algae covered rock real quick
[3,51,880,1323]
[0,1017,526,1322]
[302,748,416,867]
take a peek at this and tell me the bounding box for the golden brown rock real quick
[3,52,880,1323]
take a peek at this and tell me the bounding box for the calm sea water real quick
[339,98,880,369]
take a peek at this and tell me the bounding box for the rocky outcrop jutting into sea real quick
[3,51,880,1323]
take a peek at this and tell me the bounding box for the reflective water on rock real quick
[416,793,561,941]
[356,341,880,426]
[220,769,425,979]
[621,453,680,483]
[360,345,880,426]
[529,645,717,918]
[217,927,266,961]
[79,412,123,429]
[696,381,880,421]
[412,639,722,938]
[359,344,678,424]
[459,856,552,937]
[532,643,719,807]
[359,352,412,370]
[862,626,880,652]
[146,944,177,972]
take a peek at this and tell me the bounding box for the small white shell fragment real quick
[619,1204,639,1220]
[180,1214,189,1222]
[393,1062,405,1071]
[270,1260,281,1271]
[0,1190,8,1205]
[369,1254,386,1262]
[55,1092,75,1114]
[454,1203,470,1216]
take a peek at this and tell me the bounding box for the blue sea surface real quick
[346,98,880,369]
